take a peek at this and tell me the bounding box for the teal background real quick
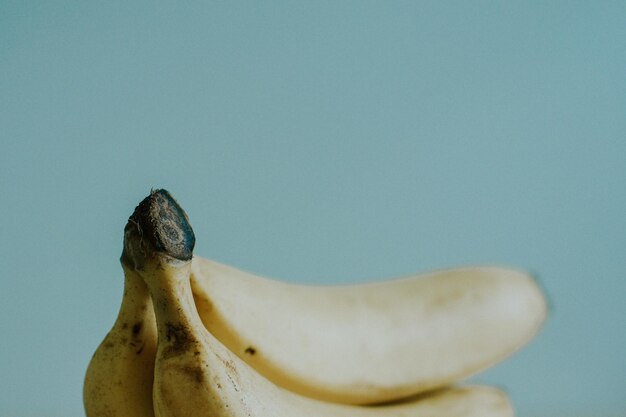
[1,2,625,416]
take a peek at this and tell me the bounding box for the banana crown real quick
[84,189,546,417]
[121,189,195,270]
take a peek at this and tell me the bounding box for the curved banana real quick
[148,258,515,417]
[83,264,158,417]
[190,257,547,404]
[122,189,515,416]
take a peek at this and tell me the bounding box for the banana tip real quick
[121,189,195,268]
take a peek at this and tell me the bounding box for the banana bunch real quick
[84,190,547,417]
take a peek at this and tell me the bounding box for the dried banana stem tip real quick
[121,189,195,269]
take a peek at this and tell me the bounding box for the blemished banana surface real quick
[190,257,547,404]
[83,265,158,417]
[144,256,515,417]
[84,189,546,416]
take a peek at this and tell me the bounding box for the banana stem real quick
[120,188,204,354]
[121,189,195,271]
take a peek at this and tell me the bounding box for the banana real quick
[83,264,158,417]
[124,189,515,417]
[148,257,514,417]
[189,255,547,404]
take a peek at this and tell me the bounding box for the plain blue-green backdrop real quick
[1,2,625,416]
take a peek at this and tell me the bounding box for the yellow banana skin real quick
[143,257,515,417]
[190,257,547,405]
[83,188,542,416]
[83,265,158,417]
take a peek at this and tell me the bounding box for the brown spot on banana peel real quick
[214,351,241,391]
[166,364,204,385]
[163,322,197,359]
[132,322,142,335]
[135,342,146,355]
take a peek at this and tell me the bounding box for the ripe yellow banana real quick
[147,257,514,417]
[190,256,546,404]
[83,265,158,417]
[124,189,515,417]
